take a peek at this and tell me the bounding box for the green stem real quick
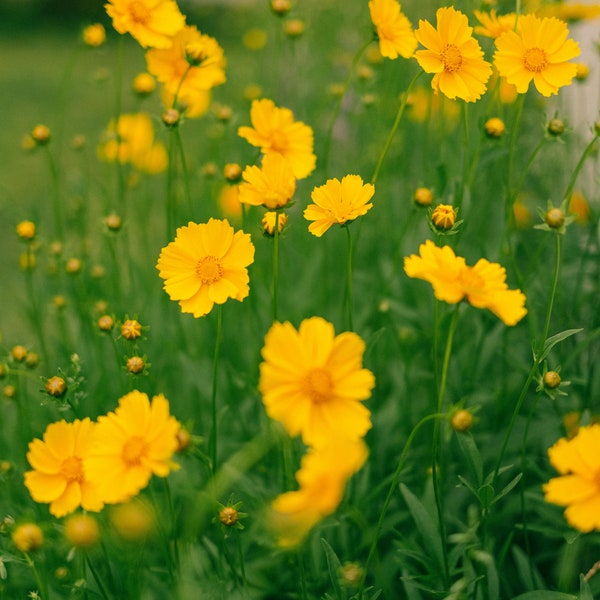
[455,102,470,210]
[345,225,354,332]
[272,211,280,322]
[24,552,49,600]
[44,144,63,243]
[114,36,126,211]
[563,133,599,210]
[541,232,561,347]
[24,246,50,369]
[85,553,113,600]
[210,304,223,473]
[166,130,178,241]
[175,128,192,216]
[505,93,526,214]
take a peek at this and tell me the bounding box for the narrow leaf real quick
[539,329,583,362]
[321,538,344,600]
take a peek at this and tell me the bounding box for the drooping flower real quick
[85,391,180,504]
[238,99,316,179]
[304,175,374,237]
[473,10,517,39]
[156,218,255,318]
[105,0,185,49]
[368,0,418,60]
[259,316,375,447]
[270,439,368,547]
[544,424,600,532]
[238,153,296,209]
[403,240,527,326]
[414,6,492,102]
[24,419,104,517]
[493,14,580,97]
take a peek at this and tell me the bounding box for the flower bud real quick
[543,370,561,389]
[574,63,590,82]
[223,163,243,182]
[12,345,28,362]
[110,500,155,541]
[12,523,44,552]
[31,124,51,145]
[16,220,36,241]
[262,211,288,236]
[82,23,106,47]
[185,43,208,66]
[53,295,66,309]
[176,427,191,452]
[431,204,456,230]
[547,118,565,137]
[65,257,82,275]
[219,507,239,526]
[414,187,433,207]
[271,0,291,15]
[45,376,67,398]
[121,319,143,340]
[64,514,100,548]
[98,315,114,332]
[25,352,39,369]
[545,207,565,229]
[451,409,473,432]
[213,104,233,122]
[484,117,505,138]
[104,214,122,231]
[132,73,156,97]
[340,562,363,587]
[3,385,16,399]
[162,108,180,128]
[126,356,145,374]
[284,19,305,37]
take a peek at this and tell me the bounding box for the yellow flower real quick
[537,3,600,23]
[403,240,527,326]
[105,0,185,49]
[304,175,374,237]
[110,498,156,540]
[414,6,492,102]
[24,419,104,517]
[16,220,36,240]
[493,15,580,97]
[64,514,100,548]
[156,218,255,318]
[12,523,44,553]
[239,153,296,209]
[368,0,418,60]
[270,439,368,547]
[473,10,517,39]
[161,86,212,119]
[85,391,180,504]
[132,72,156,96]
[262,211,288,236]
[146,25,226,99]
[82,23,106,47]
[544,424,600,532]
[569,191,590,225]
[259,317,375,447]
[431,204,456,230]
[238,99,316,179]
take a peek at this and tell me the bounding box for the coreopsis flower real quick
[82,23,106,47]
[64,514,100,548]
[105,0,185,49]
[270,439,368,546]
[262,211,288,236]
[238,99,316,179]
[493,15,580,97]
[85,391,180,504]
[403,240,527,326]
[156,218,255,318]
[24,419,104,517]
[414,6,492,102]
[16,220,36,241]
[303,175,374,237]
[537,3,600,23]
[368,0,418,60]
[544,424,600,532]
[473,10,517,39]
[12,523,44,552]
[239,153,296,209]
[259,317,375,447]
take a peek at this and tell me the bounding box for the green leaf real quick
[512,593,577,600]
[578,574,594,600]
[321,538,345,600]
[456,431,483,486]
[491,472,523,506]
[538,329,584,362]
[478,484,495,510]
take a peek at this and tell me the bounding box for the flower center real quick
[440,44,463,73]
[302,368,333,404]
[61,456,84,482]
[458,267,486,297]
[196,256,224,284]
[269,130,288,153]
[122,436,147,466]
[128,1,151,24]
[523,47,548,72]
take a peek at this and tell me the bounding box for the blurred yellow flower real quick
[16,220,35,240]
[218,184,242,220]
[368,0,418,60]
[86,391,180,504]
[64,514,100,548]
[537,3,600,23]
[270,439,368,547]
[24,418,104,517]
[82,23,106,47]
[304,175,374,237]
[569,191,590,224]
[243,28,268,50]
[404,240,527,325]
[12,523,44,553]
[239,153,296,209]
[259,316,375,447]
[473,10,517,38]
[132,72,156,96]
[110,498,156,540]
[544,424,600,532]
[162,86,211,119]
[156,218,255,318]
[513,199,532,228]
[415,6,492,102]
[238,99,316,179]
[494,15,580,97]
[105,0,185,48]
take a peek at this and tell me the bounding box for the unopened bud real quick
[543,370,561,389]
[545,207,565,229]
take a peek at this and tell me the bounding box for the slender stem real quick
[114,36,126,211]
[24,246,50,369]
[504,94,525,219]
[210,304,223,473]
[272,211,280,322]
[508,136,547,207]
[541,232,561,347]
[345,225,354,331]
[371,70,423,185]
[175,128,192,216]
[455,102,470,210]
[235,529,248,593]
[85,553,112,600]
[298,550,309,600]
[166,130,178,241]
[164,478,180,578]
[44,145,63,243]
[563,133,599,210]
[24,552,49,600]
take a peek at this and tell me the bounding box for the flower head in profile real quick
[414,6,492,102]
[85,391,180,504]
[537,3,600,23]
[24,418,104,517]
[304,175,374,237]
[368,0,417,59]
[238,99,316,179]
[404,240,527,326]
[544,424,600,532]
[259,317,375,447]
[157,218,255,318]
[493,15,580,97]
[270,439,368,547]
[239,153,296,209]
[473,10,517,39]
[105,0,185,48]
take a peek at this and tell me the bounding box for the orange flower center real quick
[122,436,147,466]
[458,267,485,297]
[196,256,224,284]
[523,47,548,72]
[440,44,463,73]
[303,368,333,404]
[61,456,84,482]
[269,130,288,153]
[128,1,151,24]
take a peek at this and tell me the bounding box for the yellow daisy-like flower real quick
[473,10,517,39]
[85,391,180,504]
[270,439,368,547]
[403,240,527,326]
[414,6,492,102]
[259,317,375,447]
[537,3,600,23]
[544,424,600,532]
[368,0,418,60]
[24,419,104,517]
[156,218,255,318]
[238,153,296,209]
[238,99,316,179]
[105,0,185,49]
[303,175,374,237]
[493,14,580,97]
